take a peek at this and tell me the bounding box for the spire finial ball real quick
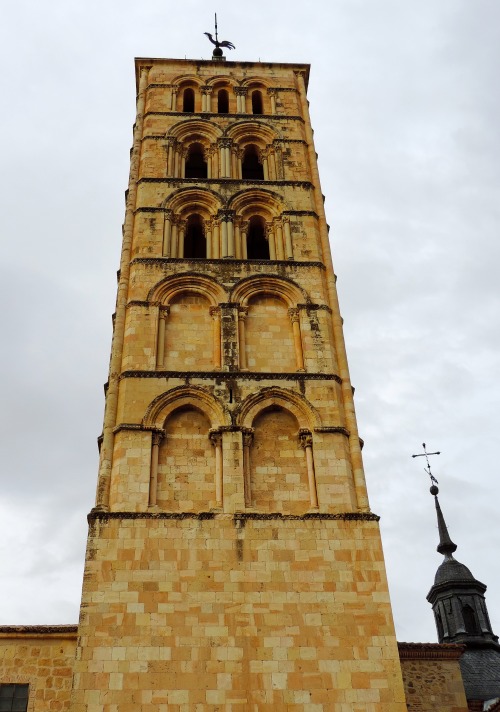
[430,485,439,496]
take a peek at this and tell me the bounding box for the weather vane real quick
[204,13,235,58]
[412,442,440,491]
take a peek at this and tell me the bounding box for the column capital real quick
[242,428,254,447]
[234,87,248,96]
[299,429,313,449]
[152,430,165,447]
[209,429,223,447]
[238,306,249,321]
[209,305,221,318]
[159,305,170,319]
[288,307,300,323]
[218,209,235,222]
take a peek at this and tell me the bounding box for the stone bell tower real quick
[70,54,407,710]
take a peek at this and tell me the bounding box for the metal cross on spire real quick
[412,442,441,490]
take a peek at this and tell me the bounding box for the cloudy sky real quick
[1,0,499,645]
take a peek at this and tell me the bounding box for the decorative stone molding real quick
[87,510,381,522]
[120,370,342,383]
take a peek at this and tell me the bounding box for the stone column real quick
[170,218,178,258]
[231,147,238,179]
[268,87,277,114]
[210,306,222,369]
[227,212,235,258]
[206,220,213,259]
[234,220,241,259]
[261,148,269,180]
[238,306,248,370]
[181,148,188,179]
[210,430,223,508]
[220,217,228,257]
[201,86,209,112]
[170,87,178,111]
[148,431,164,508]
[299,430,319,509]
[283,216,293,259]
[289,307,305,371]
[236,148,243,179]
[269,147,277,181]
[242,429,254,507]
[206,146,212,179]
[211,219,220,259]
[174,147,180,178]
[156,306,169,367]
[166,138,175,177]
[235,87,247,113]
[241,221,248,259]
[177,220,186,258]
[162,210,172,257]
[274,217,285,260]
[206,87,213,113]
[266,221,276,260]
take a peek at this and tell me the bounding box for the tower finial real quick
[412,443,457,556]
[204,14,235,59]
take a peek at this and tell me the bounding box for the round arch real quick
[143,385,229,430]
[229,188,287,220]
[163,187,222,217]
[167,119,222,144]
[171,75,204,90]
[225,121,278,146]
[148,272,227,305]
[236,386,321,431]
[230,273,306,308]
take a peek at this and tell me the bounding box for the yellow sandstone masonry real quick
[1,52,479,712]
[0,629,77,712]
[68,55,408,710]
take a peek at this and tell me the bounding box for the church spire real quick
[432,486,457,556]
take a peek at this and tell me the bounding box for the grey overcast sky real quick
[1,0,499,645]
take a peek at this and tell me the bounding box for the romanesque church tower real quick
[70,53,407,710]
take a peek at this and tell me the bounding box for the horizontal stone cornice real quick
[88,510,380,523]
[143,110,305,123]
[119,370,342,383]
[125,300,331,313]
[136,177,313,190]
[0,625,78,639]
[130,256,326,270]
[397,642,465,660]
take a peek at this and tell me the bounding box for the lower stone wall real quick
[70,511,407,711]
[0,627,77,712]
[399,642,468,712]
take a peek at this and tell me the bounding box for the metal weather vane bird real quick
[204,13,235,54]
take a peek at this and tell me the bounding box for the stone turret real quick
[427,483,500,704]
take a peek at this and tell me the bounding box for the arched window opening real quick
[183,88,195,112]
[242,145,264,180]
[462,604,480,635]
[185,143,207,179]
[157,406,214,511]
[217,89,229,114]
[246,216,269,260]
[184,214,206,259]
[251,90,263,114]
[250,406,309,513]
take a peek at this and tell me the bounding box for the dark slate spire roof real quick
[426,483,500,702]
